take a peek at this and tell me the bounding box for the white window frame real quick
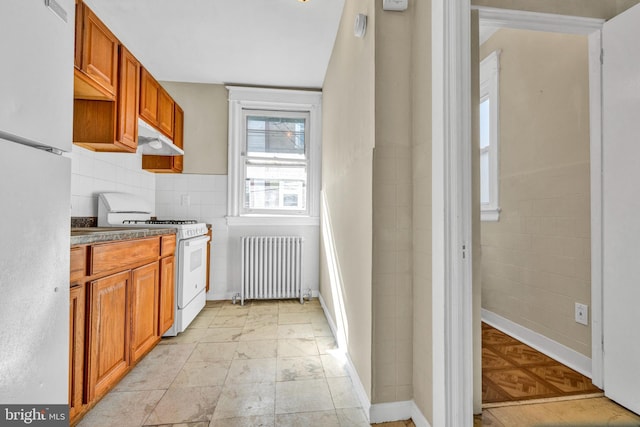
[480,49,501,222]
[227,86,322,226]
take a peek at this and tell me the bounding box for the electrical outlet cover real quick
[575,302,589,326]
[383,0,408,11]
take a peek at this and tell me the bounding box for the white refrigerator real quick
[0,0,75,405]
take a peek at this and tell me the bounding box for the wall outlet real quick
[575,302,589,326]
[180,194,191,206]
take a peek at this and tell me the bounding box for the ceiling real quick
[84,0,345,88]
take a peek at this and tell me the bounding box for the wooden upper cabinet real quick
[139,68,160,126]
[74,3,119,100]
[173,104,184,172]
[140,69,175,138]
[116,47,140,151]
[142,103,184,173]
[74,46,140,153]
[81,7,119,97]
[158,89,175,138]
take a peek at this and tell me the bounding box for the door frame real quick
[433,3,605,425]
[474,5,605,386]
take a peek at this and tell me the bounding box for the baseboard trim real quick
[411,401,431,427]
[369,400,431,426]
[207,290,320,301]
[319,293,372,421]
[481,309,592,377]
[370,400,413,424]
[319,293,430,426]
[206,291,236,301]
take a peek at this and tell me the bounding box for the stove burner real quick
[122,219,198,225]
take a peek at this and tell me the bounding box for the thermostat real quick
[383,0,408,11]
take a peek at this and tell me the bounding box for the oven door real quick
[177,234,210,308]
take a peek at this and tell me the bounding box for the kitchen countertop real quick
[70,227,176,246]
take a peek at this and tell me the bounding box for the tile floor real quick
[77,299,370,427]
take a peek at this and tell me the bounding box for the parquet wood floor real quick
[482,323,601,404]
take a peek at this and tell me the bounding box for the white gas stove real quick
[98,192,209,336]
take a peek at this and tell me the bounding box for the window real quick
[227,87,322,224]
[243,112,309,213]
[480,50,501,221]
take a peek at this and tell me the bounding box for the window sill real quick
[481,208,500,222]
[226,215,320,227]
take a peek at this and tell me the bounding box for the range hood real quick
[137,118,184,156]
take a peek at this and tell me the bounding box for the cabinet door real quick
[81,6,119,97]
[141,104,183,174]
[69,284,85,421]
[88,271,130,400]
[173,104,184,172]
[130,262,160,362]
[158,88,175,138]
[139,68,159,125]
[116,47,140,151]
[159,256,175,335]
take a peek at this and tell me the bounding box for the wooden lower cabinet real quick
[87,270,130,401]
[130,262,160,363]
[69,284,85,420]
[159,256,175,335]
[70,235,176,425]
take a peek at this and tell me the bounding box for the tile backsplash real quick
[70,148,230,299]
[70,145,156,217]
[156,174,229,298]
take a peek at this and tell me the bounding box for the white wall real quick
[70,145,156,217]
[226,224,320,300]
[156,174,321,301]
[71,149,319,303]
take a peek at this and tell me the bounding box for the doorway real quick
[475,24,601,406]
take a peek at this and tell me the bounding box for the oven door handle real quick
[184,235,210,248]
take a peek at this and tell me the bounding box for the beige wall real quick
[480,28,591,356]
[471,0,640,19]
[320,0,375,400]
[160,82,228,175]
[321,0,437,417]
[410,0,433,422]
[371,0,414,405]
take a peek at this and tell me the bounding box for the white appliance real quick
[0,0,74,405]
[98,193,209,336]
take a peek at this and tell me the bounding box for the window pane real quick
[480,151,490,205]
[246,116,306,159]
[480,99,490,149]
[245,164,307,211]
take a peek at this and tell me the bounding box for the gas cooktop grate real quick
[122,219,198,225]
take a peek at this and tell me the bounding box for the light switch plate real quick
[383,0,408,11]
